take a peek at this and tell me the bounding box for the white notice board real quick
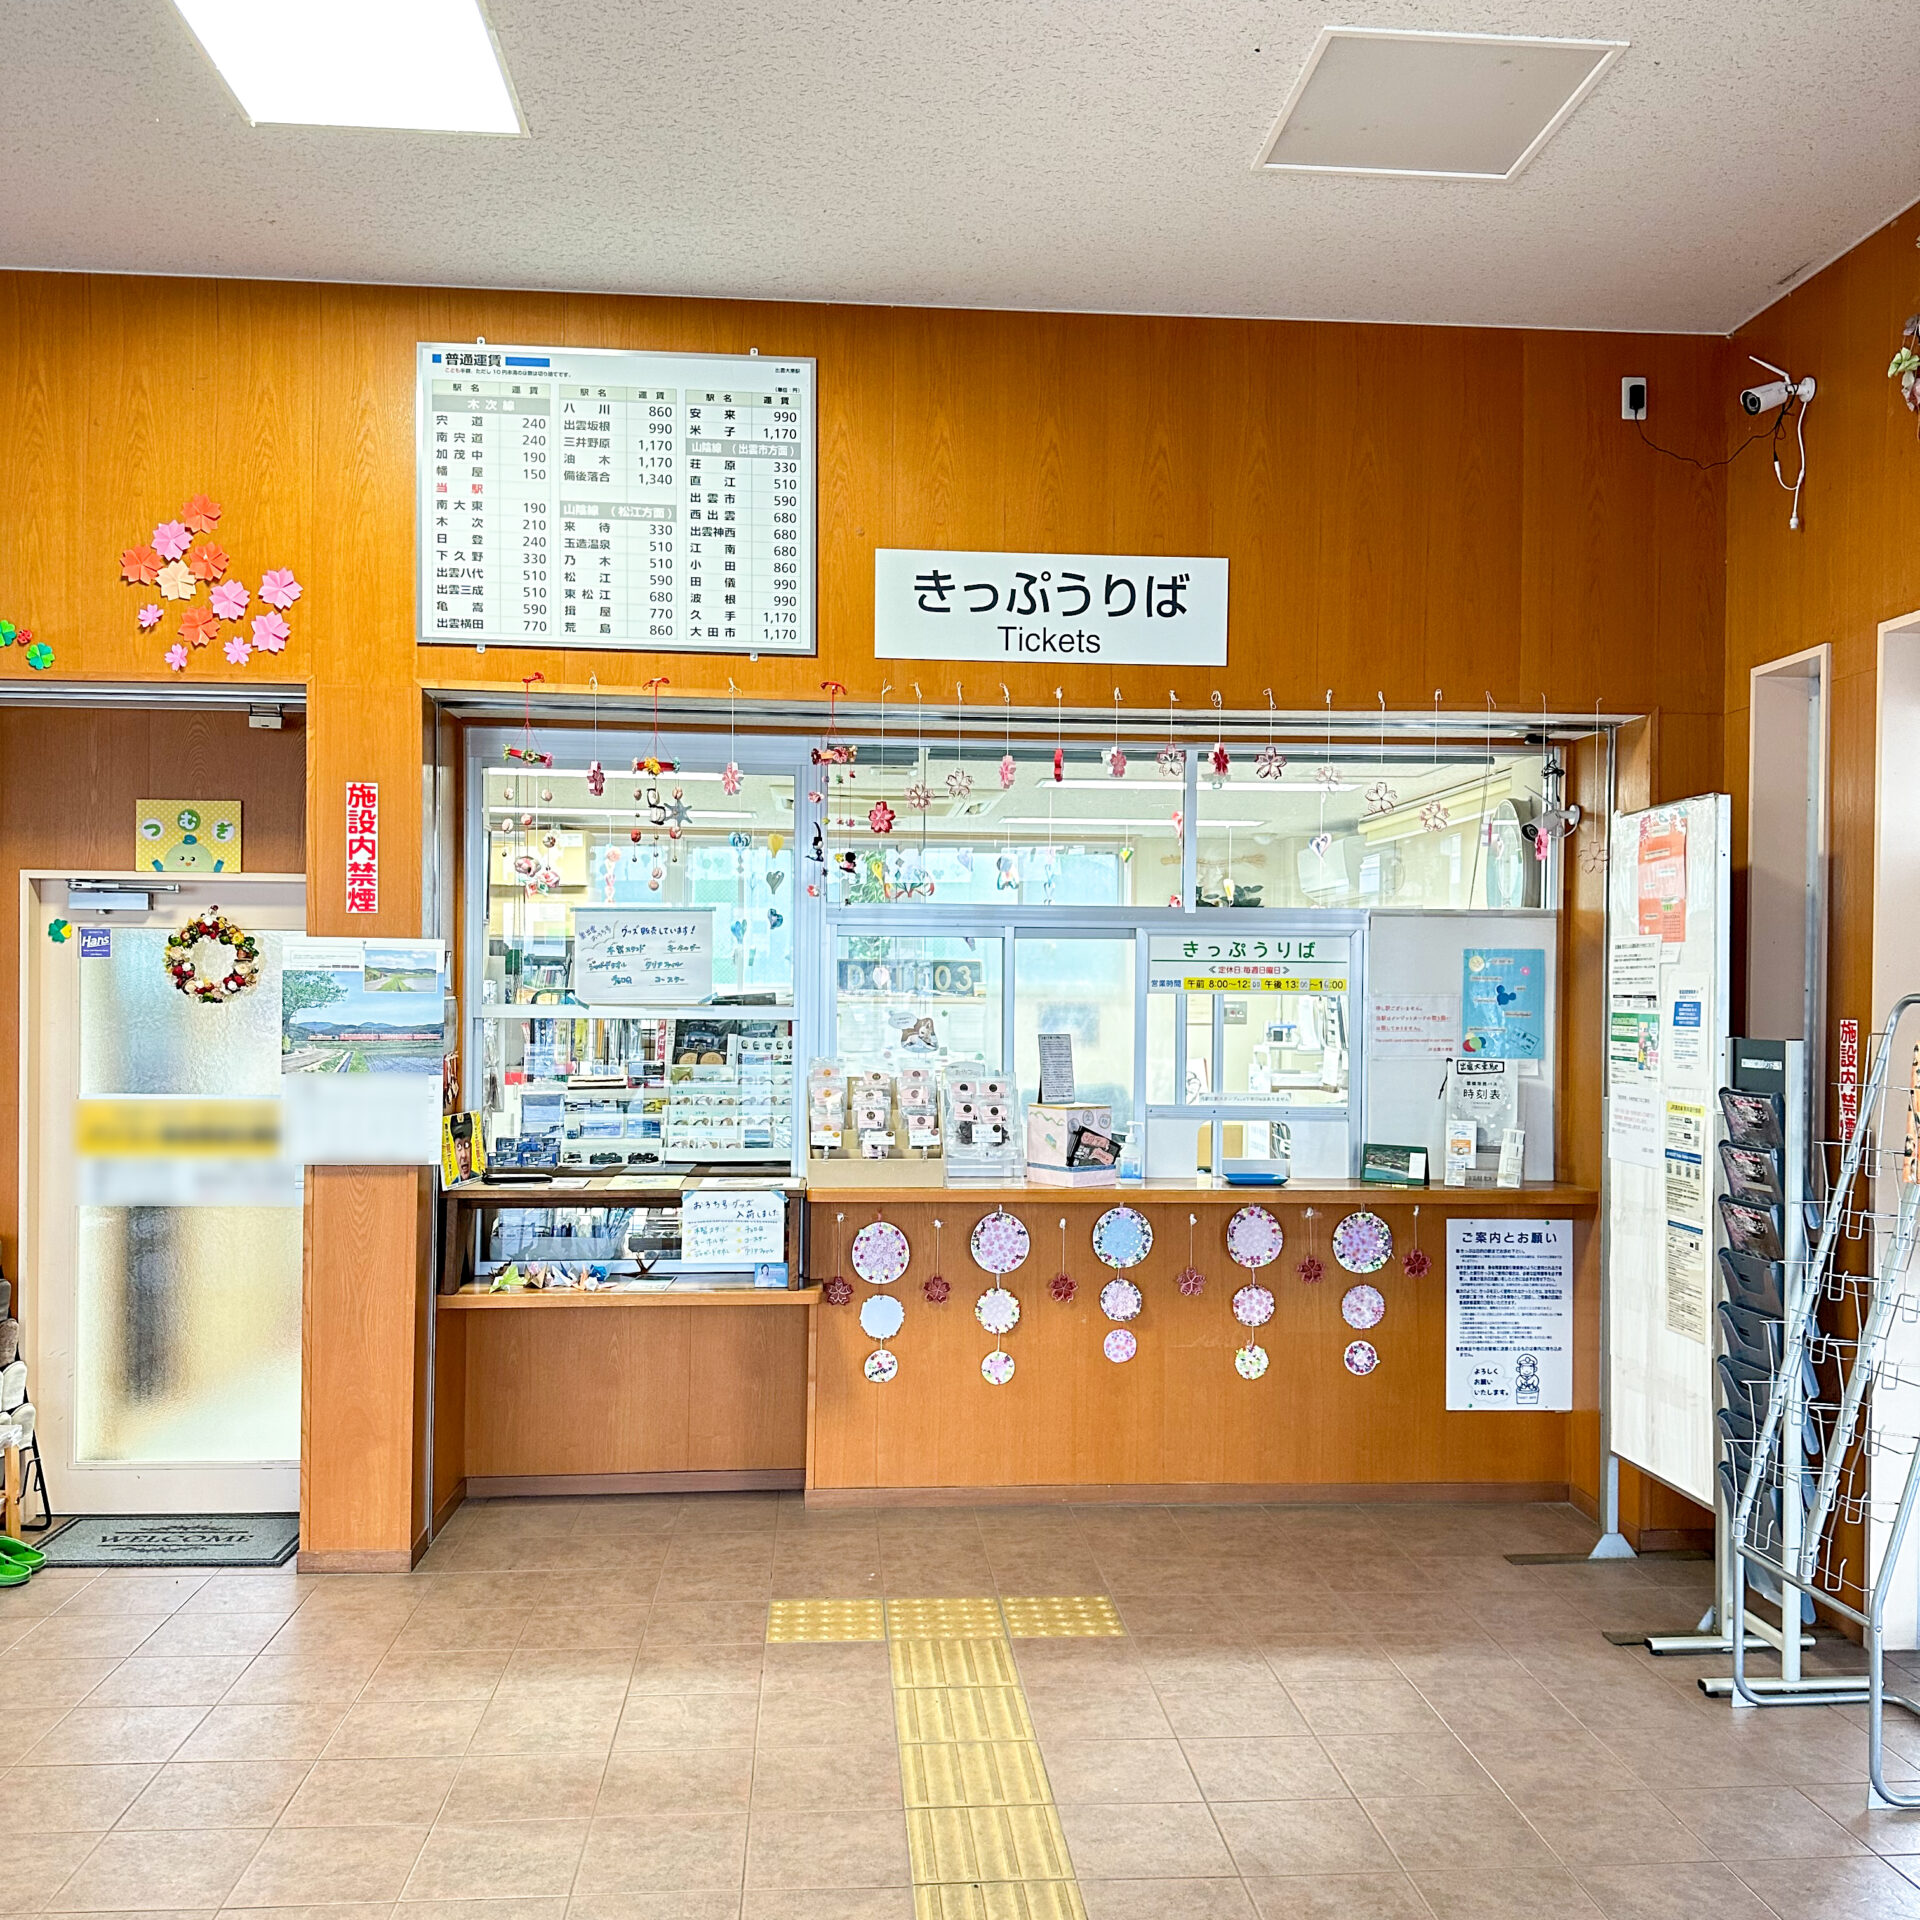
[681,1189,786,1268]
[1606,794,1730,1507]
[417,343,815,654]
[571,907,714,1004]
[1446,1218,1573,1410]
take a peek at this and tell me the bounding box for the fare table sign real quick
[1148,933,1349,994]
[417,344,816,654]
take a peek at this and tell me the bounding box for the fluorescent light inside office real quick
[174,0,522,133]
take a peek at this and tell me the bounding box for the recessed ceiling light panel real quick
[1257,27,1626,181]
[173,0,523,134]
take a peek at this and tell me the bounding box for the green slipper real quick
[0,1557,31,1585]
[0,1534,44,1569]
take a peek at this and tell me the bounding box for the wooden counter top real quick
[439,1285,820,1310]
[804,1168,1597,1210]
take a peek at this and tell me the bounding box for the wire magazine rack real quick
[1728,993,1920,1803]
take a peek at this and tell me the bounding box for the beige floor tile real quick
[502,1648,639,1691]
[1157,1692,1311,1742]
[647,1601,771,1645]
[1364,1795,1561,1874]
[1282,1683,1444,1739]
[227,1825,428,1906]
[279,1756,459,1826]
[55,1575,207,1617]
[388,1611,529,1652]
[0,1764,155,1831]
[1180,1737,1348,1803]
[10,1830,101,1910]
[1738,1855,1920,1917]
[1024,1690,1174,1744]
[752,1743,901,1811]
[84,1658,250,1709]
[172,1702,344,1763]
[1570,1860,1780,1919]
[1801,1782,1920,1856]
[738,1892,912,1920]
[1317,1733,1496,1800]
[630,1645,765,1695]
[446,1753,610,1822]
[1242,1874,1430,1918]
[323,1699,483,1759]
[401,1821,591,1902]
[1662,1783,1867,1861]
[176,1573,310,1615]
[1408,1866,1603,1918]
[598,1748,754,1815]
[117,1760,310,1830]
[1057,1802,1236,1878]
[25,1707,205,1766]
[573,1813,749,1895]
[746,1808,910,1889]
[394,1901,562,1920]
[1212,1799,1396,1878]
[47,1826,265,1911]
[361,1650,508,1703]
[220,1652,379,1705]
[1041,1737,1204,1804]
[1520,1788,1713,1871]
[133,1614,287,1661]
[1461,1730,1645,1804]
[23,1662,126,1712]
[16,1617,162,1662]
[470,1691,622,1756]
[1082,1880,1259,1919]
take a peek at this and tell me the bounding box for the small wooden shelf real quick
[439,1285,820,1310]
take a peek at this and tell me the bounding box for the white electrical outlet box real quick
[1621,376,1648,420]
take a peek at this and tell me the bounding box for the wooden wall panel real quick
[809,1201,1579,1495]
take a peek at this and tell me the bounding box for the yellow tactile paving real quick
[998,1595,1126,1639]
[892,1635,1020,1688]
[887,1596,1007,1638]
[900,1740,1052,1808]
[907,1805,1075,1884]
[914,1881,1089,1920]
[766,1597,886,1642]
[895,1682,1036,1745]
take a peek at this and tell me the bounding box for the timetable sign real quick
[416,343,816,655]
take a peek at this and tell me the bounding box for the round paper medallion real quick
[975,1287,1022,1336]
[1225,1205,1285,1270]
[1332,1211,1393,1275]
[1091,1205,1153,1269]
[1341,1284,1385,1330]
[970,1209,1031,1275]
[1103,1328,1138,1364]
[1099,1278,1143,1322]
[1235,1343,1270,1380]
[859,1293,906,1340]
[1232,1284,1275,1328]
[981,1349,1016,1386]
[851,1221,910,1285]
[864,1348,899,1384]
[1344,1339,1380,1376]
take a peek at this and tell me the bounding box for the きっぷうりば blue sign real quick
[1460,947,1546,1060]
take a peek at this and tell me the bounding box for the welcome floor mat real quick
[36,1513,298,1568]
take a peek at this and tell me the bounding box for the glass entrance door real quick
[26,876,306,1513]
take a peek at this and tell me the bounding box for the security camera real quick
[1741,355,1816,415]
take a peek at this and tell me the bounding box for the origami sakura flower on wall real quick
[186,543,228,583]
[155,559,196,601]
[250,611,289,653]
[152,521,192,561]
[258,569,301,610]
[164,643,188,673]
[208,579,250,621]
[179,606,220,649]
[121,545,163,585]
[224,635,252,665]
[136,604,162,631]
[180,495,222,533]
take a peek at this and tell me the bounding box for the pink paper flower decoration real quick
[250,611,290,653]
[179,606,220,649]
[180,495,222,533]
[164,643,188,672]
[185,543,228,583]
[121,545,163,585]
[152,521,192,561]
[209,580,250,621]
[223,635,252,665]
[136,604,162,631]
[258,569,302,610]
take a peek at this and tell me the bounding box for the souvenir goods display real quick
[1103,1328,1137,1364]
[1232,1285,1275,1328]
[1235,1344,1270,1380]
[971,1209,1030,1274]
[1091,1205,1153,1269]
[859,1294,905,1340]
[864,1349,899,1384]
[975,1288,1021,1336]
[982,1350,1016,1386]
[1344,1340,1380,1376]
[1333,1211,1393,1275]
[1225,1206,1284,1270]
[1341,1284,1386,1330]
[851,1220,910,1286]
[1100,1278,1143,1322]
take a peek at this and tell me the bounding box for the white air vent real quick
[1257,28,1626,181]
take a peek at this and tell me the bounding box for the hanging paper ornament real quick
[1178,1268,1206,1297]
[869,799,895,834]
[860,1293,906,1340]
[1225,1207,1284,1270]
[1052,746,1064,783]
[852,1220,911,1286]
[1091,1205,1152,1269]
[1050,1273,1076,1304]
[940,766,970,799]
[924,1276,950,1304]
[982,1350,1016,1386]
[587,760,605,796]
[1100,1278,1143,1322]
[904,781,932,812]
[864,1350,900,1384]
[1157,746,1183,778]
[768,909,784,931]
[1103,1329,1137,1364]
[822,1278,853,1306]
[975,1287,1021,1335]
[970,1209,1030,1273]
[1308,832,1333,859]
[1314,764,1340,792]
[1403,1206,1431,1278]
[1210,744,1229,778]
[1342,1285,1386,1330]
[1235,1345,1270,1380]
[1106,746,1127,779]
[1256,745,1286,781]
[1332,1211,1393,1275]
[1364,781,1399,817]
[1344,1340,1380,1376]
[995,851,1020,892]
[999,754,1016,789]
[722,761,742,795]
[1420,800,1450,833]
[1232,1285,1275,1328]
